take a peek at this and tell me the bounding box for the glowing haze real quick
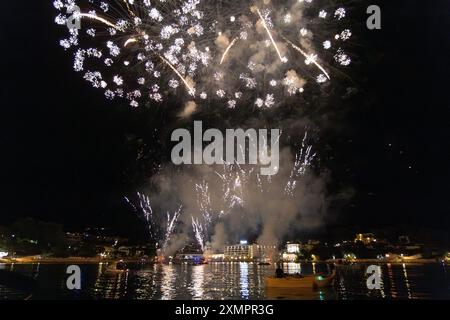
[126,132,330,255]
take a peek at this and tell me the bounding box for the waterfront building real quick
[286,243,301,253]
[224,242,277,262]
[65,232,85,246]
[282,252,297,262]
[343,253,357,261]
[282,242,302,262]
[208,254,225,261]
[354,233,377,245]
[0,250,8,259]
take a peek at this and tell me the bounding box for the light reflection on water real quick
[1,262,450,300]
[240,262,249,299]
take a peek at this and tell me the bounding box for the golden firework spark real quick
[121,0,137,17]
[124,37,138,47]
[158,55,196,97]
[283,36,331,80]
[220,38,238,65]
[79,13,119,30]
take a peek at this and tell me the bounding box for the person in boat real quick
[275,264,285,278]
[116,260,128,271]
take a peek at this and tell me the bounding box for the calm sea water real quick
[1,262,450,300]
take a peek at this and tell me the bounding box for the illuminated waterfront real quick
[1,262,450,300]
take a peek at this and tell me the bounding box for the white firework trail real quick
[126,191,154,238]
[158,54,196,96]
[162,205,183,251]
[78,13,121,30]
[284,132,317,196]
[254,7,286,63]
[220,37,238,65]
[126,192,182,250]
[216,163,245,215]
[195,180,213,226]
[191,216,206,252]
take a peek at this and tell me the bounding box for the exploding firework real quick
[53,0,352,109]
[211,0,353,109]
[54,0,213,107]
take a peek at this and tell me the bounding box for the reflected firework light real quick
[53,0,352,109]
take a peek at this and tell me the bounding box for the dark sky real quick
[1,1,449,236]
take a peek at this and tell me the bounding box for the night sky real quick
[1,1,449,239]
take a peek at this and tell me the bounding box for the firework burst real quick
[53,0,352,109]
[54,0,212,107]
[212,0,353,109]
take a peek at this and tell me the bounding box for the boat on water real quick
[265,270,336,289]
[258,262,271,266]
[171,253,205,265]
[314,270,337,288]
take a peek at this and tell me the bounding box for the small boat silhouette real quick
[106,260,129,273]
[265,270,336,289]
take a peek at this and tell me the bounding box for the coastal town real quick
[1,219,449,266]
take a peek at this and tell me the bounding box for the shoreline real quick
[0,257,147,265]
[1,257,447,266]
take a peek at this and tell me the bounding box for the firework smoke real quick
[127,131,325,255]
